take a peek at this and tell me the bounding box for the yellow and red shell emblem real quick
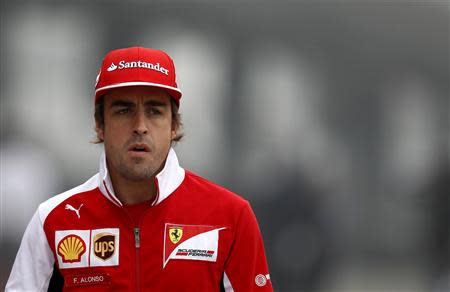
[57,234,86,263]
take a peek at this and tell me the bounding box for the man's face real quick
[96,86,176,181]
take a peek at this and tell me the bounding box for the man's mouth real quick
[128,144,150,153]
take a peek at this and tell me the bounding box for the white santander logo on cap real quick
[107,60,169,76]
[107,63,118,72]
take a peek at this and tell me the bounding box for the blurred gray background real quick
[1,0,448,291]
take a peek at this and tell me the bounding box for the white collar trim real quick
[98,147,185,207]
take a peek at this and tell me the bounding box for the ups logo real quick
[94,233,116,260]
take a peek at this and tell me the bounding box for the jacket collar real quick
[98,147,185,207]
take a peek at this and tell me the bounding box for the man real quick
[6,47,272,291]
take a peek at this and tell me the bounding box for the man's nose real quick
[133,110,148,135]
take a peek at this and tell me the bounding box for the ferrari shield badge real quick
[169,227,183,244]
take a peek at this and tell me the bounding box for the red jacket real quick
[6,148,272,291]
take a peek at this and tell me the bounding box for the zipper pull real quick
[134,228,140,248]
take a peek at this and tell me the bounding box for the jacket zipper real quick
[122,208,141,292]
[134,227,141,292]
[122,178,159,291]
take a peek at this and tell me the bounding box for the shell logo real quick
[57,234,86,263]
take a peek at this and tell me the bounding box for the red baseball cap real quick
[95,47,182,106]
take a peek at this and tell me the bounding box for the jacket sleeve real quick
[222,202,273,291]
[5,208,55,292]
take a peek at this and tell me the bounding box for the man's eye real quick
[116,108,130,114]
[148,108,162,115]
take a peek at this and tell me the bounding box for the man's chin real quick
[121,170,155,181]
[117,162,157,181]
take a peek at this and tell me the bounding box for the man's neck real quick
[108,167,157,206]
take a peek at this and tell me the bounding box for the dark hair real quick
[93,96,184,144]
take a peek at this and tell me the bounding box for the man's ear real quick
[171,117,178,139]
[171,127,177,140]
[95,121,105,141]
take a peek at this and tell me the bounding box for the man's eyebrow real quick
[110,100,135,107]
[144,100,168,107]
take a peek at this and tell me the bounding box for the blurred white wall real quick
[2,5,103,244]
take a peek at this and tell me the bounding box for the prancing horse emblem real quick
[169,227,183,244]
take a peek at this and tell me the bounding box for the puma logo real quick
[65,204,83,219]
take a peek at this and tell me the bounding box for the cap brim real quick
[95,81,182,105]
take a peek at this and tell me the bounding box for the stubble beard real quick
[107,141,164,182]
[115,157,158,181]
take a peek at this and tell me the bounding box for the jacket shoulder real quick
[183,170,248,207]
[38,173,99,223]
